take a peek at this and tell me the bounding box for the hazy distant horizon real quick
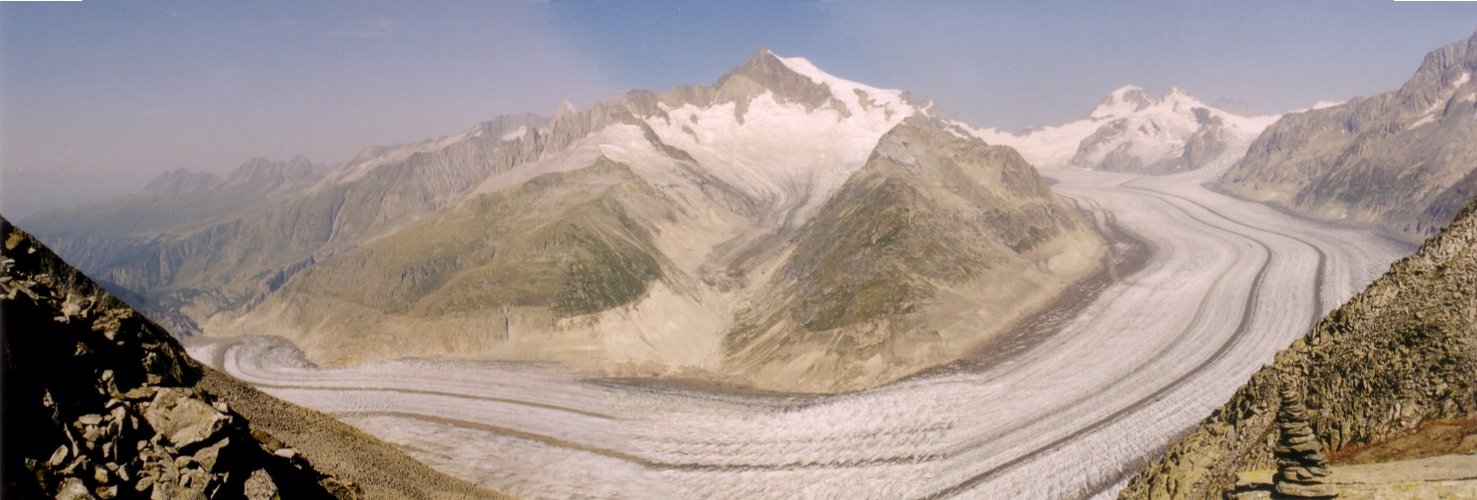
[3,0,1476,218]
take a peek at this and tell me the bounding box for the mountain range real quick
[21,49,1105,392]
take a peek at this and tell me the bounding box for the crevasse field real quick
[187,165,1407,499]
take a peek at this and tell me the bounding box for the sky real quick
[2,0,1475,218]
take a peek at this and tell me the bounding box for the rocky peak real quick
[551,100,580,121]
[1412,30,1477,79]
[713,47,837,112]
[136,169,224,197]
[1089,85,1155,119]
[1160,85,1208,111]
[1397,30,1477,111]
[221,155,327,193]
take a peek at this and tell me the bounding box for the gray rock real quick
[194,437,229,472]
[55,477,95,500]
[143,388,229,450]
[244,469,280,500]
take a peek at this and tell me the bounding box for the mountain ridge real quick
[1219,30,1477,243]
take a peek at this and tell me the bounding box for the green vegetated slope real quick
[286,157,667,319]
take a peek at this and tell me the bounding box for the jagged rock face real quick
[1219,31,1477,243]
[967,86,1275,174]
[1119,195,1477,499]
[0,217,355,499]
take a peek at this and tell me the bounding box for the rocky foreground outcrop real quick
[1119,195,1477,499]
[1,217,495,499]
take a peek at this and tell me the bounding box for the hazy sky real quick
[3,1,1475,218]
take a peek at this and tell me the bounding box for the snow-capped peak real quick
[1159,86,1210,112]
[624,49,916,227]
[965,84,1279,171]
[1089,85,1155,119]
[770,52,911,115]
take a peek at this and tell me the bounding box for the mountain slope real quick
[722,116,1104,391]
[967,86,1277,173]
[1,216,497,498]
[1119,195,1477,499]
[1219,31,1477,243]
[19,113,552,336]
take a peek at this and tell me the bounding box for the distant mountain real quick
[20,111,553,336]
[0,217,495,498]
[1119,192,1477,499]
[966,85,1278,174]
[1219,31,1477,243]
[29,49,1105,392]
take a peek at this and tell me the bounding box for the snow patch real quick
[500,126,528,142]
[1453,71,1471,88]
[644,88,910,226]
[772,52,911,118]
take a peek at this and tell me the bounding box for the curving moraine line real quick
[919,184,1287,499]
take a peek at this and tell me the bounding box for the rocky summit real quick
[1120,193,1477,499]
[0,216,495,499]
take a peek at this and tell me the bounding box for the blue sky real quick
[3,1,1475,217]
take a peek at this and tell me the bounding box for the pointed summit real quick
[714,48,837,111]
[1089,85,1154,119]
[552,100,579,120]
